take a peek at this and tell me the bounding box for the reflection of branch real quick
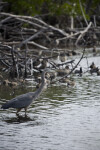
[51,47,85,84]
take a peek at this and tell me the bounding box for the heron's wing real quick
[1,92,35,109]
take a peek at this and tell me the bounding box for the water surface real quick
[0,55,100,150]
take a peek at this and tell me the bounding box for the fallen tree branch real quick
[75,22,92,45]
[0,12,69,37]
[27,41,48,50]
[56,22,92,45]
[0,12,46,29]
[17,29,48,49]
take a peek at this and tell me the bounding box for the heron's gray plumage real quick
[1,68,49,115]
[1,92,35,109]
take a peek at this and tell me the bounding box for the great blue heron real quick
[1,68,50,116]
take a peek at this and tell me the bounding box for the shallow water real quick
[0,55,100,150]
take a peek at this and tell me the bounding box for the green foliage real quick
[4,0,45,15]
[45,0,89,19]
[3,0,100,17]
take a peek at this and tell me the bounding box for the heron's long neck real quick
[35,72,45,97]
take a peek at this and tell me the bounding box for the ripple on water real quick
[0,56,100,150]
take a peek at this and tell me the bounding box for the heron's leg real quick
[16,108,22,115]
[24,107,28,116]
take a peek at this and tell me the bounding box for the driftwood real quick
[56,22,92,45]
[75,22,92,45]
[0,12,98,48]
[0,12,99,80]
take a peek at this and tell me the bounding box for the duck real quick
[90,62,96,69]
[60,77,75,86]
[92,46,97,54]
[46,71,57,81]
[59,53,67,62]
[97,70,100,76]
[90,62,99,74]
[39,59,48,70]
[90,67,99,74]
[57,66,71,76]
[33,58,42,69]
[72,50,77,56]
[74,67,82,76]
[67,79,75,87]
[3,79,18,86]
[66,51,73,56]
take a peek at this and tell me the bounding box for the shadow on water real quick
[4,115,34,124]
[1,111,42,125]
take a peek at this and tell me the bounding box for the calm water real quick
[0,55,100,150]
